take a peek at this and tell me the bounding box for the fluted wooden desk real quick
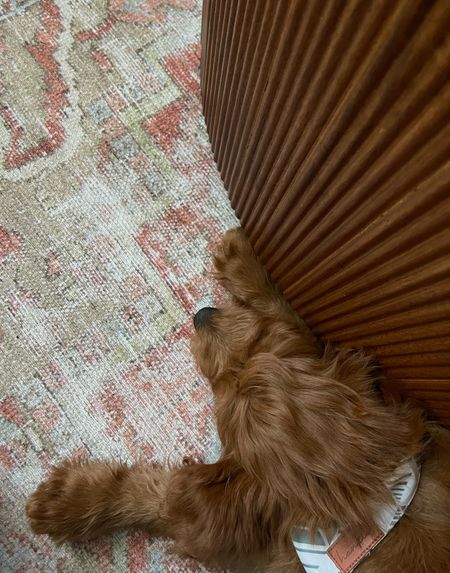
[200,0,450,428]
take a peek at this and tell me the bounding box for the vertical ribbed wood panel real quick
[201,0,450,428]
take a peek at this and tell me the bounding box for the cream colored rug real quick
[0,1,236,570]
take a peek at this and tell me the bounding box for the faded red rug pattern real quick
[0,1,236,570]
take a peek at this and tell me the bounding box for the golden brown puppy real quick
[27,228,450,572]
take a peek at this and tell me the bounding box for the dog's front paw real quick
[27,459,121,544]
[214,228,256,290]
[215,227,252,264]
[214,228,272,302]
[27,460,91,544]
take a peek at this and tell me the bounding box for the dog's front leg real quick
[164,460,276,568]
[214,228,281,313]
[26,459,172,544]
[214,229,318,349]
[27,458,282,570]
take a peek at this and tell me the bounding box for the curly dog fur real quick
[27,228,450,572]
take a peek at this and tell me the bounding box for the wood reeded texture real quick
[201,0,450,428]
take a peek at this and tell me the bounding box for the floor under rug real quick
[0,1,237,570]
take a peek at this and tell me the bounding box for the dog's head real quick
[191,298,425,531]
[191,296,321,384]
[192,303,269,388]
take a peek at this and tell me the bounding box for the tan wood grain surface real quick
[201,0,450,428]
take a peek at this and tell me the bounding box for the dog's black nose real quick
[194,307,217,330]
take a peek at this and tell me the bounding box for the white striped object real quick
[292,459,420,573]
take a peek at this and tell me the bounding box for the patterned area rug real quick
[0,1,237,570]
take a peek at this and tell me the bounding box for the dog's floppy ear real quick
[216,349,425,530]
[216,353,305,495]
